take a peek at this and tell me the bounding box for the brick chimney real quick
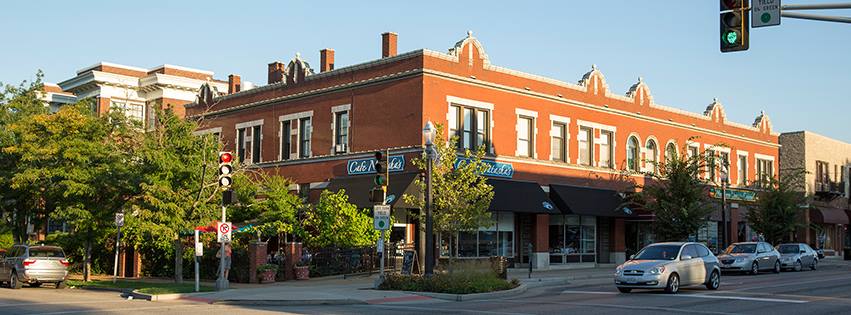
[268,61,285,84]
[381,32,397,58]
[320,49,335,72]
[228,74,241,94]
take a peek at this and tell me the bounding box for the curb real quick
[74,286,133,294]
[408,283,527,302]
[212,299,367,306]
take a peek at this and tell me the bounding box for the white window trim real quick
[279,111,313,122]
[664,140,678,158]
[626,133,642,172]
[236,122,264,164]
[278,111,313,159]
[736,151,749,186]
[754,153,775,162]
[576,119,616,132]
[235,119,264,130]
[644,137,659,173]
[330,105,351,155]
[193,127,222,136]
[278,120,297,161]
[597,129,616,169]
[447,97,494,154]
[515,111,537,158]
[296,116,313,159]
[549,115,571,162]
[576,125,594,166]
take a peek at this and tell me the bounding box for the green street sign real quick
[753,0,781,27]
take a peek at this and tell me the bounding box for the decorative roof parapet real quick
[703,98,727,123]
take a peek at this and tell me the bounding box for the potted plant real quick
[257,264,278,284]
[294,250,312,280]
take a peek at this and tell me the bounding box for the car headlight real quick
[734,257,744,263]
[647,266,666,275]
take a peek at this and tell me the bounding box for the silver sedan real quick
[614,242,721,294]
[776,243,818,271]
[717,242,781,275]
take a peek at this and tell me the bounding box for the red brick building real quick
[187,32,779,269]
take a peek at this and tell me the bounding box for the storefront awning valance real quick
[549,184,634,218]
[487,178,559,214]
[810,207,849,225]
[325,172,420,209]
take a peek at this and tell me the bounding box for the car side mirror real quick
[629,255,635,260]
[681,255,693,260]
[800,250,807,254]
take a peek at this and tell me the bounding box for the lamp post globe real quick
[423,121,435,146]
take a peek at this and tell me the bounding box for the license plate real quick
[622,277,639,283]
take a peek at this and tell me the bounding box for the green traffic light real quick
[724,31,738,45]
[374,175,386,186]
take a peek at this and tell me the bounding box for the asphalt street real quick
[2,263,851,315]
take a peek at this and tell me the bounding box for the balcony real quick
[815,181,846,199]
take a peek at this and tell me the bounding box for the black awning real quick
[487,178,559,214]
[325,172,420,209]
[549,184,634,217]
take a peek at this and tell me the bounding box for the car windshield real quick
[778,245,800,254]
[725,244,756,254]
[29,248,65,258]
[634,245,681,260]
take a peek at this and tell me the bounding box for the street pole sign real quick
[373,205,390,230]
[753,0,781,27]
[115,213,125,227]
[217,222,232,243]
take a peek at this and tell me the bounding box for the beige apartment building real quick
[779,131,850,257]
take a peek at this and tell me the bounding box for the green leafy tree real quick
[0,72,49,244]
[403,124,494,260]
[7,103,140,281]
[253,174,305,241]
[634,142,715,242]
[303,190,378,249]
[747,171,806,245]
[124,109,221,283]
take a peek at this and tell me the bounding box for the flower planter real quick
[260,270,277,284]
[294,266,310,280]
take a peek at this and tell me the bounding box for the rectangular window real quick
[551,122,566,162]
[757,159,773,186]
[281,121,291,160]
[299,117,311,159]
[251,125,261,164]
[237,128,246,162]
[707,151,716,181]
[439,213,514,258]
[448,104,490,151]
[688,145,699,158]
[719,151,730,181]
[334,111,349,153]
[298,183,310,202]
[237,125,261,164]
[599,131,613,168]
[517,116,534,157]
[578,127,592,166]
[737,155,748,185]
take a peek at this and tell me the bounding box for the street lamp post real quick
[423,121,436,276]
[720,165,730,250]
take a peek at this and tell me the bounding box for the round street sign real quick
[761,13,771,23]
[220,224,230,234]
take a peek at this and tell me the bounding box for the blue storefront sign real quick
[347,155,405,175]
[454,158,514,179]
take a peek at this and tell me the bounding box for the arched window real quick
[627,136,640,172]
[646,139,658,174]
[665,142,677,163]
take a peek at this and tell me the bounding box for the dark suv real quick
[1,245,70,289]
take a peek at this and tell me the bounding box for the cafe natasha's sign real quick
[709,187,757,202]
[454,158,514,179]
[347,155,405,175]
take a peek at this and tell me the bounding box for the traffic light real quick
[720,0,749,53]
[374,151,387,187]
[218,151,233,189]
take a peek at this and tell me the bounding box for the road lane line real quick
[483,299,737,315]
[559,290,808,304]
[357,304,534,315]
[0,300,120,307]
[33,303,200,315]
[560,290,618,295]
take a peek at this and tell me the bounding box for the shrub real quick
[379,269,518,294]
[257,263,278,274]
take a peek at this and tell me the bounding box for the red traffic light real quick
[220,152,233,163]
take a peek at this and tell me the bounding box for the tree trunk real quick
[174,238,183,284]
[84,234,92,282]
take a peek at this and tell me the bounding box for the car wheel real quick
[750,262,759,275]
[705,271,720,290]
[56,281,66,289]
[665,274,680,294]
[810,259,818,271]
[794,260,802,272]
[10,272,21,290]
[773,261,781,274]
[617,287,632,293]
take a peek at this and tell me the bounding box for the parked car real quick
[1,244,70,289]
[776,243,818,271]
[717,242,780,275]
[614,242,721,294]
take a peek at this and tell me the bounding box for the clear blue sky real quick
[2,1,849,142]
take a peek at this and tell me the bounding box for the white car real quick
[615,242,721,294]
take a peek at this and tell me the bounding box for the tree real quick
[6,103,140,281]
[403,124,494,260]
[253,174,305,242]
[124,108,221,283]
[302,190,378,249]
[747,171,806,245]
[634,142,715,242]
[0,71,49,245]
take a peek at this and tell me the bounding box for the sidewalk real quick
[508,265,615,288]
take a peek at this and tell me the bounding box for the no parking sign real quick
[217,222,232,243]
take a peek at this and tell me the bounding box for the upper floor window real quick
[627,136,640,172]
[578,127,593,166]
[707,150,717,182]
[517,116,534,158]
[645,139,658,174]
[237,124,262,164]
[737,154,748,186]
[280,120,292,160]
[719,151,730,179]
[449,105,489,151]
[688,145,699,159]
[110,100,145,124]
[757,158,773,186]
[299,117,312,159]
[665,142,677,163]
[551,122,567,162]
[816,161,830,184]
[334,111,349,154]
[600,131,613,169]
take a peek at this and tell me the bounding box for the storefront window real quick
[458,232,478,257]
[549,215,597,263]
[440,213,514,258]
[479,231,497,257]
